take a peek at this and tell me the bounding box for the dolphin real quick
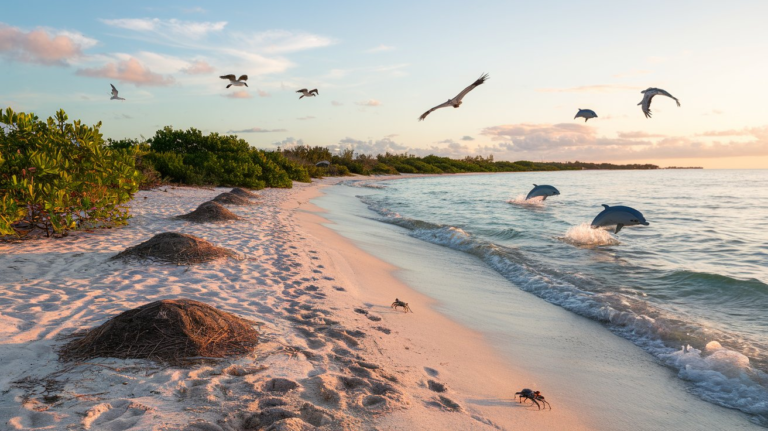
[526,184,560,201]
[574,108,598,122]
[591,204,649,233]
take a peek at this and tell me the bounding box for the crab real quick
[391,298,412,313]
[515,388,551,410]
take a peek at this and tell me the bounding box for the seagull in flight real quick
[574,108,597,122]
[110,84,124,101]
[638,88,680,118]
[297,88,318,99]
[419,73,489,121]
[221,74,248,88]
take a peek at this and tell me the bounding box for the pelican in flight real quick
[419,73,489,121]
[638,88,680,118]
[110,84,124,101]
[297,88,318,99]
[221,74,248,88]
[574,109,597,122]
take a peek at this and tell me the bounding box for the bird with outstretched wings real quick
[419,73,489,121]
[638,87,680,118]
[220,74,249,88]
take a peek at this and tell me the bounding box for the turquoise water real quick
[345,170,768,425]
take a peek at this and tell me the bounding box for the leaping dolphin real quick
[526,184,560,201]
[574,109,597,122]
[591,204,649,233]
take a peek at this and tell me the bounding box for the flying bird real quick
[110,84,124,101]
[419,73,489,121]
[221,74,248,88]
[574,109,597,122]
[297,89,319,99]
[638,88,680,118]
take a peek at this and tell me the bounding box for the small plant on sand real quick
[0,108,139,238]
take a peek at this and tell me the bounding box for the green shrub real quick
[0,108,139,238]
[144,127,304,188]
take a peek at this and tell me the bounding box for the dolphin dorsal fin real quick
[602,204,610,209]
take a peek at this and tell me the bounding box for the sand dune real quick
[0,181,588,430]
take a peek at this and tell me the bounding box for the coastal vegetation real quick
[281,144,660,177]
[0,108,139,238]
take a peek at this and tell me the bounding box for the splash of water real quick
[562,222,620,246]
[507,194,545,206]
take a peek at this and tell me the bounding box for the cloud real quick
[228,127,287,133]
[366,44,394,53]
[233,30,334,54]
[385,134,398,138]
[697,128,752,137]
[76,57,175,86]
[480,123,768,160]
[273,137,305,148]
[618,131,666,139]
[329,137,408,155]
[182,60,214,74]
[356,99,382,107]
[100,18,227,40]
[537,84,640,94]
[437,139,458,145]
[223,90,251,99]
[182,6,206,13]
[0,24,96,66]
[461,135,474,141]
[331,101,343,106]
[257,89,271,97]
[297,116,315,121]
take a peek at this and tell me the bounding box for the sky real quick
[2,1,767,169]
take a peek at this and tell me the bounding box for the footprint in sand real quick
[424,367,440,377]
[373,326,391,334]
[82,400,152,430]
[427,380,448,393]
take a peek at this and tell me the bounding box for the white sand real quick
[0,180,589,430]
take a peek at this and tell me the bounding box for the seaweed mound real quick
[176,201,241,223]
[60,299,259,365]
[212,192,253,206]
[112,232,236,264]
[229,187,259,199]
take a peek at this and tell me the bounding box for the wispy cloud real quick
[297,116,316,121]
[181,59,214,74]
[461,135,474,141]
[76,57,175,86]
[228,127,287,133]
[618,131,666,139]
[223,90,251,99]
[0,23,96,66]
[331,101,343,106]
[356,99,382,107]
[537,84,640,94]
[100,18,227,40]
[480,123,768,160]
[257,89,271,97]
[366,44,394,53]
[233,30,335,54]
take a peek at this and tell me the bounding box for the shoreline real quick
[0,177,587,430]
[288,178,593,430]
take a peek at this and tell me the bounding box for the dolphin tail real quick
[601,204,610,209]
[615,224,624,234]
[533,184,537,187]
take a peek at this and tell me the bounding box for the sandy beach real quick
[0,178,591,430]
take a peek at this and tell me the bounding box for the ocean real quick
[315,170,768,428]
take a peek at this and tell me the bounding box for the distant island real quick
[281,145,673,176]
[663,166,704,169]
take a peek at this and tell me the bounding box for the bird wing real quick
[419,100,453,121]
[110,84,118,96]
[238,75,248,81]
[657,89,681,106]
[220,74,236,80]
[310,89,318,95]
[297,88,308,94]
[640,92,653,118]
[453,73,489,102]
